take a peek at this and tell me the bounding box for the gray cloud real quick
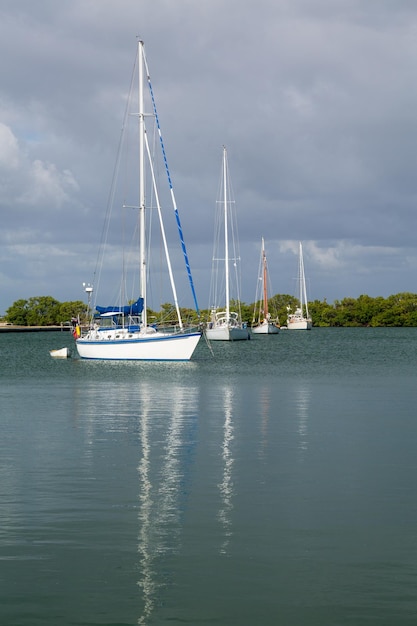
[1,0,417,314]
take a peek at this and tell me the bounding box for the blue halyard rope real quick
[145,70,200,316]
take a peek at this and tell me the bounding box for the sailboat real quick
[75,40,201,360]
[286,241,312,330]
[206,147,249,341]
[251,237,280,335]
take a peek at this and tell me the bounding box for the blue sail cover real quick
[96,297,144,316]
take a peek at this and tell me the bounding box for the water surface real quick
[1,328,417,624]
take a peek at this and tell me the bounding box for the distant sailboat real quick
[287,242,312,330]
[251,238,279,335]
[206,147,249,341]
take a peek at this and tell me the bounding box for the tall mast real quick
[138,40,147,327]
[299,242,309,318]
[223,147,230,322]
[298,242,302,310]
[262,237,268,318]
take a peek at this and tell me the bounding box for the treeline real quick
[4,297,86,326]
[4,292,417,327]
[307,293,417,327]
[243,292,417,327]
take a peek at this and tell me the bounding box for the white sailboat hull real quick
[76,330,201,361]
[287,317,312,330]
[251,320,280,335]
[206,325,249,341]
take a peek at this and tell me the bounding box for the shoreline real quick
[0,324,71,333]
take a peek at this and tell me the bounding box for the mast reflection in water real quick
[137,382,198,624]
[217,386,235,555]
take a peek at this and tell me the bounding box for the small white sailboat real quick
[251,238,280,335]
[206,147,249,341]
[287,242,312,330]
[76,40,201,361]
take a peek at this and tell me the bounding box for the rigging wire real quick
[142,49,200,317]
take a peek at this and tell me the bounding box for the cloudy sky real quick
[2,0,417,315]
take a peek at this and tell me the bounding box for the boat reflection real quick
[294,382,311,453]
[72,372,199,624]
[136,382,198,625]
[217,386,235,555]
[258,385,271,461]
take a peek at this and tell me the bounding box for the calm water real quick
[1,328,417,625]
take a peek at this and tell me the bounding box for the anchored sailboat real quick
[252,238,280,335]
[287,242,312,330]
[206,147,249,341]
[76,40,201,360]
